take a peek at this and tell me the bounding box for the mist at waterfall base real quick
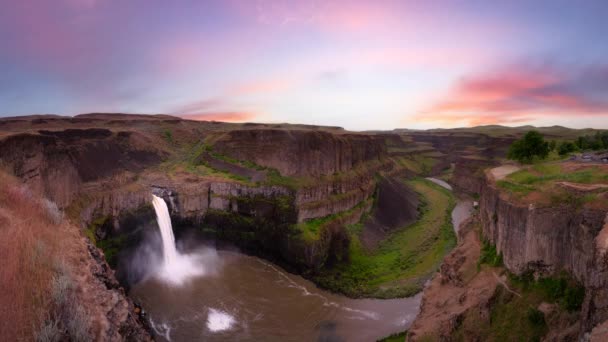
[150,195,216,285]
[123,195,421,341]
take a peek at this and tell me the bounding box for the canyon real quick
[1,114,607,341]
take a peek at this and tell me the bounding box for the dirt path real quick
[493,271,521,298]
[489,165,520,180]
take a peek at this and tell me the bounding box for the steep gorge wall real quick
[479,174,608,333]
[0,129,166,207]
[211,129,387,177]
[452,157,498,194]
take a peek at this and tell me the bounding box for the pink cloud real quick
[414,63,608,126]
[179,111,257,122]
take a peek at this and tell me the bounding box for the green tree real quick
[558,141,578,156]
[507,131,550,163]
[549,140,557,151]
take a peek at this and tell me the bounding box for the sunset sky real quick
[1,0,607,130]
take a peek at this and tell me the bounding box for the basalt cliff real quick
[410,162,608,341]
[4,114,605,341]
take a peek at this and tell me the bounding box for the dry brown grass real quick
[0,172,61,341]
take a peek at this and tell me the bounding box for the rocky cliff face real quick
[211,129,387,177]
[403,132,513,193]
[408,217,499,341]
[0,129,166,207]
[452,157,498,194]
[479,171,608,334]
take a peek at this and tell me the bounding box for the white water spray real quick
[151,194,211,285]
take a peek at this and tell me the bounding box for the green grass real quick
[507,163,606,186]
[462,272,583,341]
[296,199,371,241]
[392,155,438,175]
[475,285,549,341]
[376,331,407,342]
[85,216,127,268]
[456,240,585,341]
[497,162,608,202]
[314,178,456,298]
[478,239,503,268]
[509,272,585,312]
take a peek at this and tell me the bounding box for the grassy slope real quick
[0,173,58,340]
[496,160,608,205]
[377,331,407,342]
[450,234,584,341]
[314,178,455,298]
[454,271,583,341]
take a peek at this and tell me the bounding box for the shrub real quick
[162,130,173,143]
[558,141,578,156]
[479,240,503,267]
[507,131,550,163]
[51,273,73,308]
[65,303,91,342]
[527,308,546,327]
[563,285,585,312]
[42,199,63,225]
[50,266,92,341]
[36,318,62,342]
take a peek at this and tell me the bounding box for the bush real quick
[558,141,578,156]
[36,318,62,342]
[479,240,503,267]
[527,308,546,327]
[521,273,586,312]
[507,131,550,163]
[163,130,173,143]
[563,285,585,312]
[66,303,91,342]
[42,199,63,225]
[49,267,92,341]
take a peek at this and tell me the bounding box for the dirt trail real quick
[493,271,521,298]
[558,181,608,192]
[489,165,520,180]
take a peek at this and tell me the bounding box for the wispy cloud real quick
[179,111,257,122]
[415,61,608,126]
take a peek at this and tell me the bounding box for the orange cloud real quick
[179,111,257,122]
[415,63,608,126]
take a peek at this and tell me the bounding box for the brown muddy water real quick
[132,185,472,341]
[131,249,421,342]
[426,177,473,234]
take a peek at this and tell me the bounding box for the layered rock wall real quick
[211,129,387,177]
[0,130,165,207]
[478,173,608,333]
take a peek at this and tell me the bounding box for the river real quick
[130,181,472,341]
[426,177,474,234]
[131,248,421,341]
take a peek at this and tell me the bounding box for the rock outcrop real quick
[479,169,608,335]
[408,217,499,340]
[211,129,387,177]
[0,129,166,207]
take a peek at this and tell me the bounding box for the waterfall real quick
[150,194,208,285]
[152,194,178,266]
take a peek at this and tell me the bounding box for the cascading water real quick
[152,194,178,267]
[151,194,208,285]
